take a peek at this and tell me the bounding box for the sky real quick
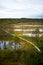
[0,0,43,18]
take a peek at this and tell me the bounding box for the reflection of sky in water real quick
[14,28,43,32]
[40,29,43,32]
[0,27,43,49]
[0,41,9,49]
[23,34,43,37]
[14,28,43,37]
[0,41,22,49]
[6,41,9,45]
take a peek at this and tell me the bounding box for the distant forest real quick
[0,18,43,25]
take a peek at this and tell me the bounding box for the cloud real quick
[0,0,43,18]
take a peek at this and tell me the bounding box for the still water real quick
[0,41,22,49]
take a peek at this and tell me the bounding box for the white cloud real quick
[0,0,43,18]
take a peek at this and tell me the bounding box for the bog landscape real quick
[0,19,43,65]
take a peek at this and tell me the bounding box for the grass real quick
[0,28,43,65]
[0,36,43,65]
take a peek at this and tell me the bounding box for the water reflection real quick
[0,41,22,49]
[23,33,43,37]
